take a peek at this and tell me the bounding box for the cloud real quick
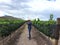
[0,11,4,16]
[0,0,60,20]
[47,0,56,1]
[0,11,9,16]
[0,0,12,4]
[0,0,31,16]
[27,0,60,11]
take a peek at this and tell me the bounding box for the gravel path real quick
[8,24,52,45]
[16,25,37,45]
[16,24,52,45]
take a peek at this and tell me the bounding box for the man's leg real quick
[29,29,31,40]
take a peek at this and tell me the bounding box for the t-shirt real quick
[27,22,32,30]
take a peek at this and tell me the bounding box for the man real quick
[27,20,32,40]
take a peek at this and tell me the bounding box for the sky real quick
[0,0,60,20]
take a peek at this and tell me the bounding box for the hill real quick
[0,15,23,20]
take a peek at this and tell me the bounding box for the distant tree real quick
[37,18,40,21]
[49,14,53,20]
[32,19,36,24]
[34,19,36,21]
[49,14,55,24]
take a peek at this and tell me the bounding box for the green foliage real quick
[49,14,53,20]
[0,19,25,37]
[32,14,56,38]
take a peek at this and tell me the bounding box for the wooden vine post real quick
[57,18,60,45]
[55,18,60,45]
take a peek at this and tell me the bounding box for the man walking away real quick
[27,20,32,40]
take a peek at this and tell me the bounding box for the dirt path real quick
[15,24,52,45]
[7,24,52,45]
[16,24,37,45]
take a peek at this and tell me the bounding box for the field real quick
[0,18,25,38]
[32,18,56,38]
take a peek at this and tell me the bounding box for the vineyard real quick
[0,15,59,45]
[0,18,25,37]
[32,14,57,39]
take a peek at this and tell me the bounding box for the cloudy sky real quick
[0,0,60,20]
